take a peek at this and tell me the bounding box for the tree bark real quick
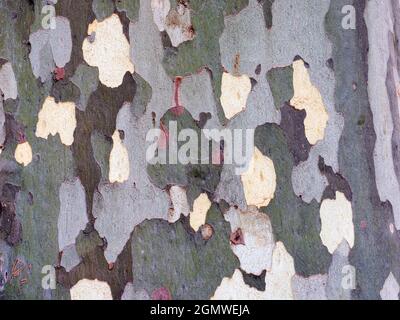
[0,0,399,300]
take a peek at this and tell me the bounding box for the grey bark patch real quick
[29,17,72,82]
[326,240,351,300]
[291,152,328,204]
[58,178,88,252]
[380,272,400,300]
[129,0,174,118]
[131,205,239,299]
[0,240,12,293]
[29,30,55,82]
[0,62,18,101]
[364,0,400,230]
[292,274,328,300]
[180,69,221,130]
[121,282,150,300]
[386,31,400,194]
[0,97,5,149]
[94,103,170,263]
[48,17,73,67]
[60,244,81,272]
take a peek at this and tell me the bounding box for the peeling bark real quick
[0,0,399,300]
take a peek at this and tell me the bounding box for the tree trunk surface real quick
[0,0,399,300]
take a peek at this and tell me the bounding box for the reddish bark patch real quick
[16,130,27,144]
[54,67,65,81]
[170,77,184,116]
[158,121,169,150]
[230,228,244,245]
[151,287,172,300]
[360,220,368,230]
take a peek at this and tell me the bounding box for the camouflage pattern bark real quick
[0,0,399,300]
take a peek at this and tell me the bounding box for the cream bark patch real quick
[224,206,275,275]
[35,96,77,146]
[14,142,33,167]
[83,14,134,88]
[211,242,295,300]
[290,60,329,145]
[151,0,194,47]
[211,269,263,300]
[241,147,276,208]
[70,279,112,300]
[189,193,211,231]
[263,241,295,300]
[164,2,194,47]
[109,130,130,183]
[320,192,355,254]
[151,0,171,31]
[220,72,251,120]
[168,186,190,223]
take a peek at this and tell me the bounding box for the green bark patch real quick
[257,0,274,29]
[256,123,331,277]
[92,0,115,21]
[162,0,226,110]
[147,108,222,207]
[131,204,239,299]
[224,0,249,16]
[266,65,293,110]
[0,1,73,300]
[116,0,140,22]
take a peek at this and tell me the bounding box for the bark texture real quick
[0,0,399,300]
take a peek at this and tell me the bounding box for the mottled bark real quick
[0,0,399,300]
